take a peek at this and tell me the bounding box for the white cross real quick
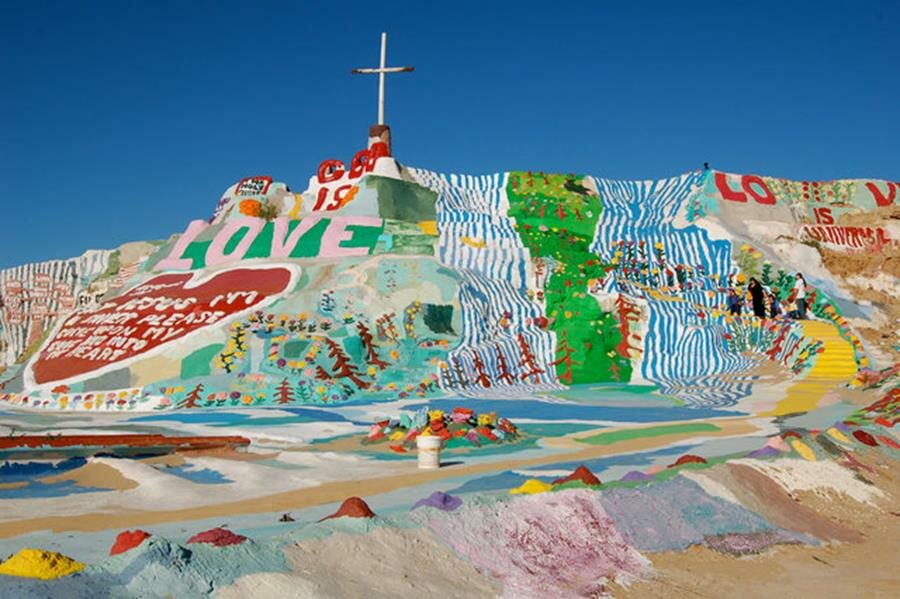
[352,32,414,126]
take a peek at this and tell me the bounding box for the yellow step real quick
[764,320,858,416]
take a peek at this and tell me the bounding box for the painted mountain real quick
[0,140,896,413]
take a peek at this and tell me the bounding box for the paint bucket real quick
[416,434,443,469]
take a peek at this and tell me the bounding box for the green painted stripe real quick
[575,422,721,445]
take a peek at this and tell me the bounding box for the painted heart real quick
[30,266,296,385]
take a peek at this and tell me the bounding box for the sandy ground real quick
[216,528,503,599]
[612,447,900,598]
[0,417,760,538]
[613,528,900,598]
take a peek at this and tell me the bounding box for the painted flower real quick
[239,199,262,216]
[477,412,497,427]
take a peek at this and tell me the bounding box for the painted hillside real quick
[0,139,896,413]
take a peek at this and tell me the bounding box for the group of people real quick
[727,273,808,320]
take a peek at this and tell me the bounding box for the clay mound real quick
[668,454,708,468]
[747,446,780,459]
[0,548,84,580]
[621,470,654,482]
[318,496,376,521]
[411,491,462,511]
[186,527,247,547]
[110,530,152,556]
[553,465,602,486]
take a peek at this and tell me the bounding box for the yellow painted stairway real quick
[765,320,858,416]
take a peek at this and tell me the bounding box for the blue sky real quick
[1,0,897,268]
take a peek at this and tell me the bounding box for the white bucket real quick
[416,434,443,469]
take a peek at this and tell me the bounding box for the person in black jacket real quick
[748,277,766,319]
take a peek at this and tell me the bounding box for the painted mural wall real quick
[0,143,895,412]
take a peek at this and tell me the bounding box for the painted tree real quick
[315,365,331,381]
[552,331,581,385]
[439,363,457,388]
[324,338,369,389]
[177,383,204,409]
[451,357,469,388]
[494,344,516,385]
[608,359,621,381]
[375,312,400,343]
[614,294,642,359]
[357,321,389,369]
[275,377,294,404]
[295,381,311,403]
[471,350,492,388]
[516,334,545,383]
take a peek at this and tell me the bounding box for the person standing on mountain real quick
[726,287,742,316]
[768,292,782,318]
[792,273,808,319]
[748,277,766,319]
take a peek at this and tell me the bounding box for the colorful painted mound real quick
[364,406,519,452]
[0,138,895,413]
[109,530,151,556]
[0,548,84,580]
[319,496,376,521]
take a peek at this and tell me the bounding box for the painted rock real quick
[509,478,553,495]
[790,439,817,461]
[747,445,779,459]
[0,548,84,580]
[826,427,852,444]
[411,491,463,512]
[552,465,602,486]
[187,527,248,547]
[110,529,152,556]
[319,496,376,521]
[874,416,893,428]
[878,435,900,449]
[668,454,707,468]
[765,435,791,452]
[852,430,879,447]
[620,470,653,482]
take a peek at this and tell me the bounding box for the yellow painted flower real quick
[242,395,253,404]
[316,385,326,394]
[477,412,496,426]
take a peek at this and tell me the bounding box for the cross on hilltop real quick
[352,32,414,126]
